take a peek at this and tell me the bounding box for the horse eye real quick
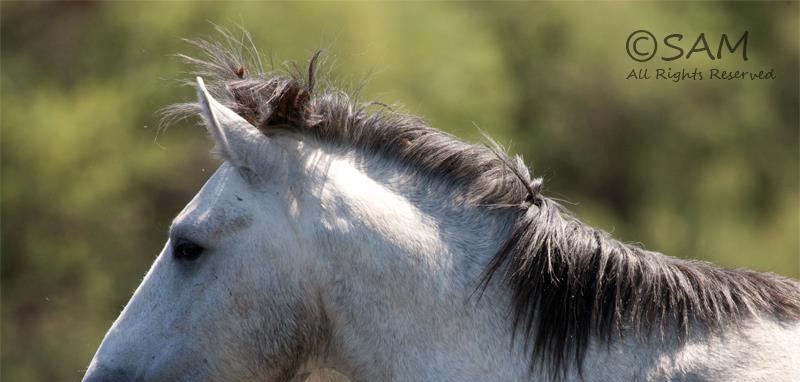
[173,239,205,261]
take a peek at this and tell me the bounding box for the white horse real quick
[83,41,800,382]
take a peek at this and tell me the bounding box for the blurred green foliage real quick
[1,2,797,380]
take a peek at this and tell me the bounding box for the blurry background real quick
[1,2,798,380]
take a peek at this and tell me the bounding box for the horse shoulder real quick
[662,317,800,382]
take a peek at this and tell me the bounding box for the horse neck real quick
[300,152,800,381]
[305,153,531,381]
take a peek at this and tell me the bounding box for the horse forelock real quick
[161,31,800,381]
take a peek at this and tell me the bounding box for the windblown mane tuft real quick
[162,31,800,381]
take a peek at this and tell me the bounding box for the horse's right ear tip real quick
[196,76,207,92]
[195,76,213,108]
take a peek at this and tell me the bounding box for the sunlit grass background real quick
[2,2,798,380]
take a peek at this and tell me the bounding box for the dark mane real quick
[162,33,800,380]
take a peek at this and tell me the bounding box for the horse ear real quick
[195,76,261,170]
